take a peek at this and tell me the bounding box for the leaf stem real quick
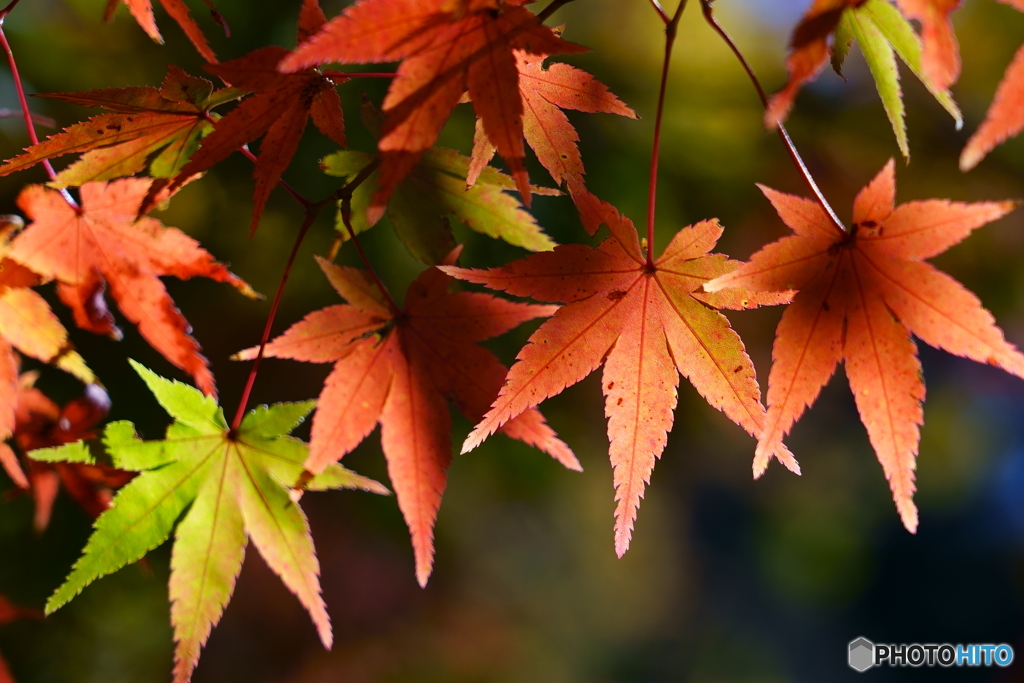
[0,23,78,209]
[231,209,317,430]
[698,0,847,232]
[647,0,671,25]
[646,0,688,268]
[230,158,389,428]
[327,158,398,314]
[237,144,310,208]
[323,70,398,81]
[0,0,24,20]
[537,0,576,23]
[0,108,54,127]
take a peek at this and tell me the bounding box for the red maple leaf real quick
[765,0,855,129]
[0,67,238,188]
[237,253,578,585]
[467,48,636,192]
[279,0,586,224]
[155,0,346,235]
[960,0,1024,170]
[705,160,1021,531]
[893,0,962,91]
[6,374,132,533]
[105,0,225,63]
[0,217,94,489]
[444,194,792,555]
[9,179,257,395]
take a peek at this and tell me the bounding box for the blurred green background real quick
[1,0,1024,681]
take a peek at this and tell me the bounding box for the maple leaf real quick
[104,0,224,63]
[279,0,587,224]
[0,66,241,188]
[893,0,962,91]
[468,48,636,192]
[35,361,386,683]
[960,1,1024,170]
[0,216,94,492]
[9,178,258,396]
[705,160,1021,532]
[0,593,42,683]
[322,146,557,264]
[155,1,346,235]
[443,194,792,556]
[767,0,961,157]
[7,374,132,533]
[235,254,579,585]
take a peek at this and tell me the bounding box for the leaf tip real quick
[899,501,919,534]
[959,144,984,172]
[461,428,487,454]
[415,561,432,588]
[365,204,385,227]
[613,529,631,558]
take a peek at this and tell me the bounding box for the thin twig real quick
[323,70,398,82]
[646,0,688,267]
[537,0,576,23]
[699,0,846,232]
[329,158,379,204]
[230,158,389,427]
[237,144,310,208]
[646,0,671,25]
[231,209,318,430]
[0,25,78,208]
[0,0,24,20]
[328,157,398,313]
[338,196,399,315]
[0,108,55,128]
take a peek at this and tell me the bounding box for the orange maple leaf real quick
[960,0,1024,170]
[0,66,237,188]
[894,0,962,91]
[279,0,586,224]
[236,254,578,585]
[0,217,94,490]
[105,0,223,63]
[159,1,346,234]
[893,0,1024,97]
[467,49,636,192]
[765,0,855,129]
[705,160,1021,532]
[6,375,131,533]
[9,179,257,396]
[444,195,792,556]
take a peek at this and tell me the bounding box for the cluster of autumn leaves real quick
[0,0,1021,681]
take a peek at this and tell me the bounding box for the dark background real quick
[1,0,1023,680]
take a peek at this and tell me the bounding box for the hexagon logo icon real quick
[849,637,875,672]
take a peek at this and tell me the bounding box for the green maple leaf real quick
[323,146,559,264]
[33,360,387,683]
[831,0,961,160]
